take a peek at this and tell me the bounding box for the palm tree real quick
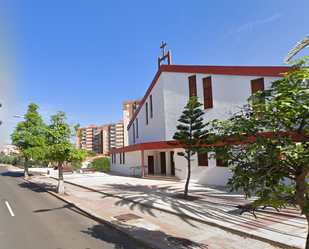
[284,34,309,63]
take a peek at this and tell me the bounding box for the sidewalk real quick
[5,165,307,249]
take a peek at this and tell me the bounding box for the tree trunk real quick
[24,157,29,179]
[57,161,65,195]
[184,153,191,199]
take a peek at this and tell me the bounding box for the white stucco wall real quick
[128,76,166,145]
[172,149,233,186]
[110,151,142,176]
[163,72,282,140]
[120,70,283,185]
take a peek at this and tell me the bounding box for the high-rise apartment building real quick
[76,121,124,156]
[116,120,124,149]
[123,99,142,146]
[76,125,103,154]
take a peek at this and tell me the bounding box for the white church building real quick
[110,64,289,185]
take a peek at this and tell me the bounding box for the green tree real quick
[285,34,309,62]
[11,103,46,179]
[205,57,309,248]
[87,150,98,157]
[89,157,110,172]
[45,111,87,194]
[167,96,209,199]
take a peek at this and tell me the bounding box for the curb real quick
[53,177,300,249]
[21,176,158,249]
[26,174,300,249]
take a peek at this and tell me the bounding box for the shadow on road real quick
[34,204,75,213]
[1,171,34,178]
[18,181,47,193]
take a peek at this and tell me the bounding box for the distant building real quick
[76,121,124,156]
[123,99,142,146]
[0,144,19,155]
[76,125,103,154]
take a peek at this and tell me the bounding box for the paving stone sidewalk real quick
[4,166,307,249]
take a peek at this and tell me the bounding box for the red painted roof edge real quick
[159,64,290,76]
[127,64,290,131]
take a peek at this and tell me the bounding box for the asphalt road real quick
[0,166,144,249]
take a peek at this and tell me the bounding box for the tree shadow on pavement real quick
[81,223,208,249]
[80,224,146,249]
[100,183,304,237]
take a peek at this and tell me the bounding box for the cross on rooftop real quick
[160,41,167,57]
[158,41,172,69]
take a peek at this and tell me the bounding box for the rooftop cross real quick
[160,41,167,57]
[158,41,172,69]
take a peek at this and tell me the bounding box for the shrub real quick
[89,157,110,172]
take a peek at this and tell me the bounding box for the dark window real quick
[145,102,149,124]
[203,77,213,109]
[120,153,122,164]
[136,118,138,138]
[123,153,125,164]
[198,153,208,166]
[189,75,197,97]
[251,78,265,110]
[150,95,153,118]
[251,78,264,94]
[133,124,135,143]
[216,148,228,167]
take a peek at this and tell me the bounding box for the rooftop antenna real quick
[158,41,171,69]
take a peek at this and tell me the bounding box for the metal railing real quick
[129,165,148,176]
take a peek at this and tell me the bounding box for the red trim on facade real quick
[127,64,290,131]
[109,140,182,154]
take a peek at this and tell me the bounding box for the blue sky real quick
[1,0,309,145]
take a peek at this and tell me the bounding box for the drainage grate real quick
[113,213,142,222]
[167,236,193,247]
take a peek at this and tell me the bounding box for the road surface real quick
[0,166,144,249]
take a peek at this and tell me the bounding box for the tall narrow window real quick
[216,148,228,167]
[136,118,139,138]
[123,153,125,164]
[114,153,116,164]
[150,95,153,118]
[198,153,208,166]
[145,102,149,124]
[251,78,264,94]
[189,75,197,97]
[203,77,213,109]
[251,78,265,110]
[133,124,135,143]
[120,153,122,164]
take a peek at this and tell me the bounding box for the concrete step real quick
[141,174,181,182]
